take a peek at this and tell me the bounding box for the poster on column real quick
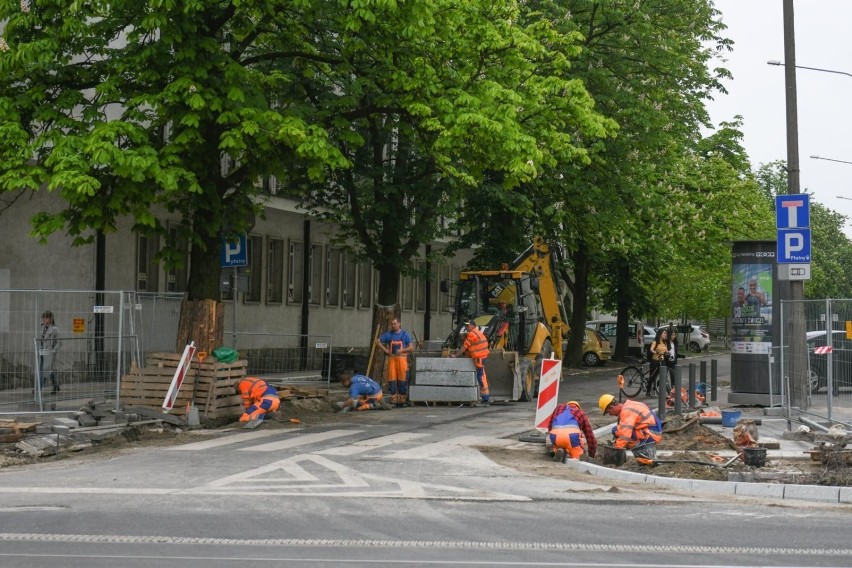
[731,244,774,354]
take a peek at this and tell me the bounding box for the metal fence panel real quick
[227,332,332,384]
[0,290,183,415]
[780,298,852,427]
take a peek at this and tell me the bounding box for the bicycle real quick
[619,356,674,398]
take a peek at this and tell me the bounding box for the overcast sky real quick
[707,0,852,235]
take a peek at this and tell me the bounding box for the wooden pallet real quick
[120,353,246,419]
[0,421,41,443]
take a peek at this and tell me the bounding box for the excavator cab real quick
[447,271,542,353]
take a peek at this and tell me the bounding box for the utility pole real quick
[781,0,807,410]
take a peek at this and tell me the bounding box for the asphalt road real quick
[1,352,850,567]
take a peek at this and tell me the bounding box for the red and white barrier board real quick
[162,341,197,411]
[534,358,561,432]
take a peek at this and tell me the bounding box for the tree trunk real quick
[614,261,631,362]
[567,246,590,368]
[176,299,224,354]
[368,303,400,383]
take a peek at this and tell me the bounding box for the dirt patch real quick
[510,414,852,487]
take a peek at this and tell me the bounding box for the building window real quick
[358,261,373,309]
[136,234,160,292]
[401,272,414,311]
[415,260,427,312]
[326,247,341,306]
[429,264,439,313]
[438,264,451,312]
[165,225,189,293]
[309,244,323,305]
[267,238,284,304]
[342,254,356,308]
[245,235,262,302]
[287,240,304,304]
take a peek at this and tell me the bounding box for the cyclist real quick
[647,328,671,397]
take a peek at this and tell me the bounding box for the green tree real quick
[0,0,347,310]
[283,1,612,306]
[537,0,733,364]
[0,1,612,335]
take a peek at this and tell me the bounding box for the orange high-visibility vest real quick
[464,327,490,366]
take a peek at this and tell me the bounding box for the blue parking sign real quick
[220,234,248,267]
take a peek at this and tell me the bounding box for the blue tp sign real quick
[776,195,811,264]
[220,234,248,267]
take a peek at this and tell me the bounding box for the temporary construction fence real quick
[225,331,333,385]
[772,299,852,428]
[0,289,184,415]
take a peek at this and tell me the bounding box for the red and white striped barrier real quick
[163,341,197,411]
[534,358,562,432]
[813,345,833,355]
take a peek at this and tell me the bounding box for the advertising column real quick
[729,241,778,405]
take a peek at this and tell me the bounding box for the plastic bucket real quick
[721,409,742,427]
[743,447,767,467]
[602,445,627,466]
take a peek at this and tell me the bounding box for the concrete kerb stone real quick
[554,425,844,504]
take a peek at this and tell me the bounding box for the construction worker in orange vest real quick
[547,401,597,462]
[375,318,414,406]
[451,320,491,406]
[236,377,281,422]
[598,394,662,462]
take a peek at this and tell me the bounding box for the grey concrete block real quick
[415,357,475,372]
[409,385,479,402]
[53,417,79,428]
[87,428,123,442]
[783,484,840,503]
[839,487,852,504]
[77,414,98,427]
[127,413,140,423]
[51,425,70,434]
[35,424,53,434]
[689,479,736,495]
[651,476,693,490]
[734,482,784,499]
[414,370,477,387]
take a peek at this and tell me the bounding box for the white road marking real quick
[388,435,513,459]
[315,432,429,455]
[197,453,527,500]
[237,429,361,452]
[165,429,282,450]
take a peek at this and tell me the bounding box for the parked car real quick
[580,328,612,367]
[586,320,651,357]
[656,324,710,353]
[806,330,852,394]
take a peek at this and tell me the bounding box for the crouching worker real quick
[237,377,281,422]
[598,394,662,462]
[547,400,597,462]
[338,372,385,412]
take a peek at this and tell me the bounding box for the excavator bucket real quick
[483,350,521,401]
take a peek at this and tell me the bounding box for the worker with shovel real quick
[237,377,281,423]
[599,394,662,462]
[337,371,388,412]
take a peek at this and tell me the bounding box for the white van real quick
[586,320,654,357]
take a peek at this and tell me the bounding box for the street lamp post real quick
[810,155,852,166]
[767,60,852,80]
[767,11,852,411]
